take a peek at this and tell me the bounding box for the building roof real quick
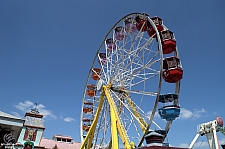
[0,111,25,144]
[25,112,44,118]
[0,110,21,119]
[40,138,82,149]
[53,134,73,140]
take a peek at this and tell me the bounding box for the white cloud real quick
[179,108,206,119]
[37,104,57,119]
[15,100,34,112]
[14,100,57,119]
[64,117,75,122]
[178,143,189,148]
[193,108,206,118]
[180,108,193,119]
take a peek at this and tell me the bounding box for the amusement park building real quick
[0,110,82,149]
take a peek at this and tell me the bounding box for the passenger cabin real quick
[106,38,116,52]
[160,30,176,54]
[92,68,101,80]
[87,90,96,97]
[82,118,93,122]
[158,104,180,122]
[147,16,164,38]
[145,131,163,146]
[124,17,136,33]
[114,26,125,41]
[158,94,180,121]
[83,107,93,114]
[98,53,107,65]
[163,57,183,83]
[84,101,94,105]
[135,13,150,32]
[82,124,91,132]
[87,84,96,97]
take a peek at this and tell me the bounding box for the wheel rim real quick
[80,13,181,148]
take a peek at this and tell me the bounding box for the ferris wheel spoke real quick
[114,50,160,85]
[119,60,160,86]
[122,89,157,96]
[130,51,160,72]
[112,37,155,82]
[124,37,155,69]
[130,73,159,87]
[127,30,145,53]
[107,44,158,84]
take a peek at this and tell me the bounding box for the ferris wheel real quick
[80,12,183,149]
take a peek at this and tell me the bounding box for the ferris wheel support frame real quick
[81,86,136,149]
[104,85,135,149]
[80,93,105,149]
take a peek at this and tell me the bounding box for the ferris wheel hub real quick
[97,79,103,91]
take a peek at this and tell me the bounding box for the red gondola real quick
[92,68,101,80]
[87,89,96,97]
[83,107,93,113]
[82,124,91,132]
[147,16,164,38]
[135,13,151,32]
[160,30,176,54]
[163,57,183,83]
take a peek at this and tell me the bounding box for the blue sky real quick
[0,1,225,148]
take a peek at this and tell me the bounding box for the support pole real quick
[110,103,119,149]
[213,129,219,149]
[189,133,200,148]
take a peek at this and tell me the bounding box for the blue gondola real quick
[158,94,180,121]
[158,106,180,121]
